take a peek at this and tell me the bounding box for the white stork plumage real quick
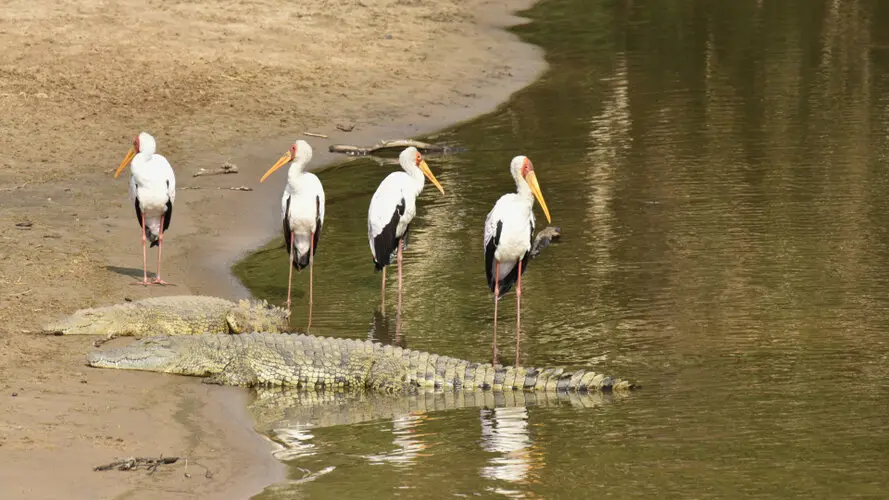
[484,155,551,366]
[114,132,176,286]
[260,140,325,329]
[368,147,445,317]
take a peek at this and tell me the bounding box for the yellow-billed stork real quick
[114,132,176,286]
[484,155,551,366]
[260,140,325,330]
[368,147,445,317]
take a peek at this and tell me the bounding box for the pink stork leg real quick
[380,267,386,315]
[286,231,294,315]
[493,261,500,366]
[307,231,314,332]
[152,215,169,285]
[397,237,404,319]
[515,259,522,367]
[138,212,150,286]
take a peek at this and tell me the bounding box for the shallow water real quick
[237,0,889,497]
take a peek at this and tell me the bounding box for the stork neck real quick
[405,164,425,194]
[131,151,153,168]
[287,159,307,184]
[515,176,533,203]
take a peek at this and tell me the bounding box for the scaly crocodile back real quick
[43,295,290,336]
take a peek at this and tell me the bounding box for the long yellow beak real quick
[260,152,293,183]
[525,171,551,223]
[115,146,136,178]
[419,160,445,194]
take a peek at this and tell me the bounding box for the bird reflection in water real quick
[367,309,407,348]
[269,424,317,462]
[365,412,431,467]
[479,407,543,497]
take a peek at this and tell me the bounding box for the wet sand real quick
[0,0,545,498]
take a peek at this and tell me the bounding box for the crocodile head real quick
[86,336,226,375]
[42,307,124,336]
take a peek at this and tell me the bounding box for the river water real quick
[236,0,889,497]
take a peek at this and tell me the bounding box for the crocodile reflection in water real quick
[248,387,619,478]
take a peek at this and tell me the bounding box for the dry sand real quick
[0,0,544,498]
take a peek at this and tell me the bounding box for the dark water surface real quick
[237,0,889,497]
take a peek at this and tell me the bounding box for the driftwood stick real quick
[530,226,561,258]
[94,455,179,472]
[329,139,454,156]
[178,186,253,191]
[304,131,328,138]
[192,161,239,177]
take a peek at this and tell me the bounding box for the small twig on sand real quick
[0,181,29,191]
[178,186,253,191]
[4,289,32,300]
[193,161,239,177]
[304,131,328,139]
[93,456,179,473]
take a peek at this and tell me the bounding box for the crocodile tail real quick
[526,367,637,392]
[490,366,637,393]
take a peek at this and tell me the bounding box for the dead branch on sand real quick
[178,185,253,191]
[93,456,179,473]
[192,161,239,177]
[329,139,457,156]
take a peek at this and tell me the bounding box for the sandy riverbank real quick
[0,0,544,498]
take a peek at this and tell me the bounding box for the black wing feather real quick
[312,195,322,257]
[162,200,173,231]
[486,219,533,298]
[282,195,293,250]
[485,220,502,293]
[372,198,405,271]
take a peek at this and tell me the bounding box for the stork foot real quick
[152,278,170,286]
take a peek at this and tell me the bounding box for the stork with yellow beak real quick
[114,132,176,285]
[483,155,552,366]
[368,147,445,319]
[260,140,325,330]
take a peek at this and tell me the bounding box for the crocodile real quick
[43,295,290,338]
[87,332,637,394]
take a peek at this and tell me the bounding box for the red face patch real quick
[291,144,298,157]
[133,135,140,153]
[415,152,422,167]
[521,158,533,178]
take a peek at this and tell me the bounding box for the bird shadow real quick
[105,265,154,280]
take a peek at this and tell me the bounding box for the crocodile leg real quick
[153,214,169,285]
[515,259,522,367]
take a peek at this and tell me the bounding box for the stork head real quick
[260,140,313,183]
[510,155,551,223]
[115,132,156,178]
[399,147,444,194]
